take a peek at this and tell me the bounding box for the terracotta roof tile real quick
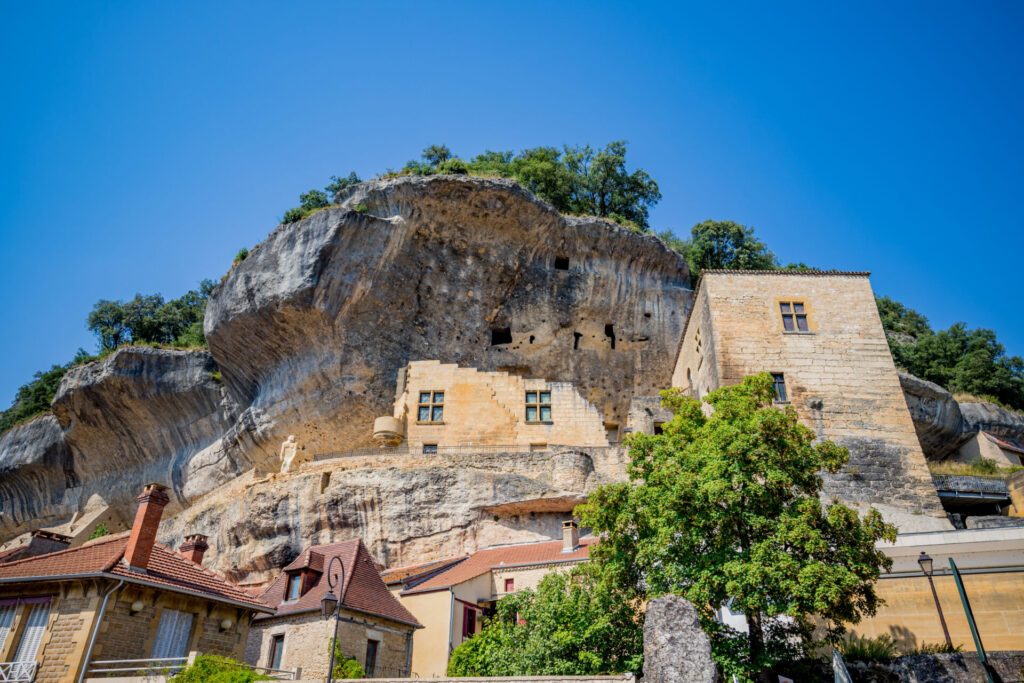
[984,431,1024,456]
[380,556,467,586]
[405,536,596,594]
[0,532,268,611]
[259,539,420,627]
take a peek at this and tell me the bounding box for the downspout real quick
[76,579,125,683]
[447,588,455,657]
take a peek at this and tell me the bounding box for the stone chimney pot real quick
[562,519,580,553]
[179,534,209,565]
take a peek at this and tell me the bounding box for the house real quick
[956,431,1024,467]
[0,532,71,564]
[380,556,468,596]
[395,520,594,677]
[246,539,421,680]
[0,483,271,683]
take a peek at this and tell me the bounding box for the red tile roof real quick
[258,539,420,628]
[0,532,269,611]
[404,536,596,595]
[984,431,1024,456]
[380,556,467,587]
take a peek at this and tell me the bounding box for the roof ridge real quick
[152,543,245,591]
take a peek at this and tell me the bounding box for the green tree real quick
[86,283,212,351]
[326,171,362,202]
[681,220,778,278]
[447,563,642,677]
[171,654,270,682]
[328,640,366,679]
[0,349,95,433]
[561,141,661,229]
[577,374,896,681]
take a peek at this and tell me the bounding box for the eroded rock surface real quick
[205,176,692,468]
[0,415,74,538]
[899,372,967,459]
[160,446,628,584]
[643,595,717,683]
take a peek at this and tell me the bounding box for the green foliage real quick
[0,348,96,433]
[401,141,661,230]
[447,563,642,677]
[88,522,109,540]
[171,654,270,683]
[677,220,778,279]
[903,641,962,656]
[326,171,362,202]
[283,173,363,222]
[838,634,898,662]
[234,247,249,264]
[577,374,897,681]
[86,280,214,351]
[329,640,366,679]
[876,297,1024,410]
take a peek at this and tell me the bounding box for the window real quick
[529,443,548,452]
[554,255,570,270]
[653,422,664,436]
[286,573,302,601]
[0,604,15,653]
[490,327,513,345]
[268,634,285,670]
[422,443,438,454]
[779,301,810,332]
[504,578,515,593]
[772,373,788,403]
[13,602,50,666]
[151,609,194,659]
[462,606,477,638]
[417,391,444,423]
[525,391,552,423]
[364,639,379,677]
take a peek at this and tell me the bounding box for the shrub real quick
[234,247,249,264]
[903,642,962,656]
[328,640,366,679]
[171,654,270,683]
[838,634,898,662]
[436,158,470,175]
[88,522,109,540]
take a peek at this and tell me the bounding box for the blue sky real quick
[1,2,1022,403]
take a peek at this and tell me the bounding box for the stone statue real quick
[279,435,303,474]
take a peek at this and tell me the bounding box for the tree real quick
[577,374,896,681]
[86,284,212,351]
[682,220,778,278]
[326,171,362,202]
[561,141,661,229]
[447,563,642,677]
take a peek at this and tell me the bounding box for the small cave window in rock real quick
[491,327,513,346]
[554,255,570,270]
[573,332,583,350]
[605,323,616,350]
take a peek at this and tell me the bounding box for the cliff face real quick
[205,176,691,469]
[160,446,627,584]
[0,415,73,538]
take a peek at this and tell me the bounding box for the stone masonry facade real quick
[673,271,949,530]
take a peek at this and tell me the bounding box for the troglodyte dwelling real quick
[0,483,270,683]
[246,539,421,680]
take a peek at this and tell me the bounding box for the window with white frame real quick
[151,608,194,659]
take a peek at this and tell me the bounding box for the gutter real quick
[0,572,272,614]
[76,578,124,683]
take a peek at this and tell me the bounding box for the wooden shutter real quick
[0,605,15,653]
[13,603,50,663]
[151,609,194,659]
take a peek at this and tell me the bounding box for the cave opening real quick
[491,327,513,346]
[554,255,570,270]
[605,323,616,350]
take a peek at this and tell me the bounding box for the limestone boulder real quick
[0,414,74,538]
[642,595,717,683]
[960,400,1024,441]
[898,372,967,459]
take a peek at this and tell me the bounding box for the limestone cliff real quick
[0,415,73,538]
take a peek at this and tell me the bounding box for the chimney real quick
[124,483,170,571]
[179,534,209,565]
[561,519,579,553]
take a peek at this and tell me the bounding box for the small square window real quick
[779,301,810,333]
[423,443,438,454]
[772,373,788,403]
[504,578,515,592]
[525,390,552,423]
[417,391,444,423]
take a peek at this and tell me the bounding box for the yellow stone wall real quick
[852,571,1024,652]
[672,272,948,527]
[956,433,1023,467]
[399,589,452,678]
[394,361,610,450]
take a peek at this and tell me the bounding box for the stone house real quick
[393,520,593,678]
[956,431,1024,467]
[0,483,271,683]
[246,539,421,680]
[372,360,614,452]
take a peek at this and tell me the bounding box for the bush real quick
[0,349,97,434]
[436,158,470,175]
[903,642,962,656]
[838,634,898,663]
[88,522,109,540]
[234,247,249,264]
[172,654,270,683]
[328,640,366,679]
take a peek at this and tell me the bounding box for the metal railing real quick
[0,662,37,683]
[85,656,299,680]
[249,664,301,680]
[933,474,1010,498]
[315,442,620,462]
[364,665,413,678]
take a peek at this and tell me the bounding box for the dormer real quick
[282,549,324,602]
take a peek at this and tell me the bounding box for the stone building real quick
[393,520,593,678]
[373,360,614,451]
[672,270,950,531]
[955,431,1024,467]
[0,483,270,682]
[247,539,421,679]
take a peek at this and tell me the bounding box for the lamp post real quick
[917,551,953,649]
[321,556,346,683]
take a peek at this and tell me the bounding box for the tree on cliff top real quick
[447,562,643,677]
[577,374,896,681]
[87,280,214,352]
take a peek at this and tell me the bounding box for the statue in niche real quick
[278,435,307,474]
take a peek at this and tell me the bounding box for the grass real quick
[952,392,1024,415]
[928,459,1023,479]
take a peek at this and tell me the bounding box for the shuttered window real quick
[13,603,50,663]
[151,609,194,659]
[0,605,15,653]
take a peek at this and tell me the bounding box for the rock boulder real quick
[643,595,717,683]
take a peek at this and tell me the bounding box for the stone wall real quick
[395,361,610,450]
[846,651,1024,682]
[673,271,949,530]
[247,610,411,679]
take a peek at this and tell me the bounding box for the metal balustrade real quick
[85,655,299,681]
[0,662,37,683]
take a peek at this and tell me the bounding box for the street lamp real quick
[917,551,953,649]
[321,556,346,683]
